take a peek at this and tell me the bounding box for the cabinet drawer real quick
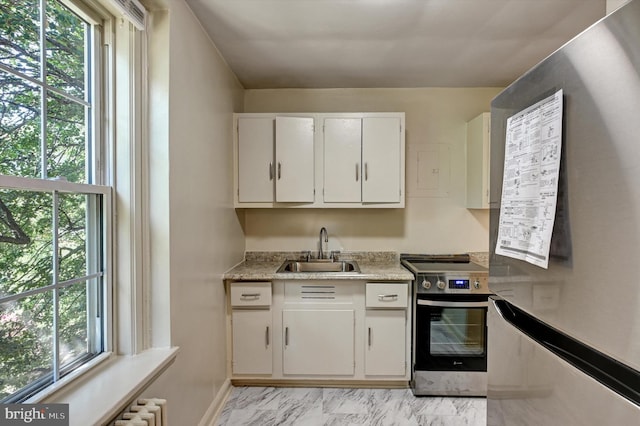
[365,283,408,308]
[231,282,272,307]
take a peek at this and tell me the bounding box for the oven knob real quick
[436,280,446,290]
[421,279,432,289]
[474,280,481,289]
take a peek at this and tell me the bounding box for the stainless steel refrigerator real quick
[488,1,640,424]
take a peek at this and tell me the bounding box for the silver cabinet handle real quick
[278,162,281,180]
[269,162,273,180]
[356,163,359,181]
[266,326,270,346]
[378,294,398,301]
[240,293,260,300]
[285,327,289,346]
[365,162,368,181]
[368,327,372,347]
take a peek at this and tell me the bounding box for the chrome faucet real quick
[319,227,328,259]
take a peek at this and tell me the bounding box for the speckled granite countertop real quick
[468,252,489,269]
[223,251,414,282]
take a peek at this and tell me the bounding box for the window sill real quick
[37,347,179,426]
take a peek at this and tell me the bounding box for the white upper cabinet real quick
[362,117,402,203]
[323,118,362,203]
[235,114,315,206]
[466,112,490,209]
[275,116,315,203]
[322,113,405,207]
[237,117,275,203]
[234,112,404,208]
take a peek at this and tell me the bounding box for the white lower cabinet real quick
[230,282,273,375]
[282,309,355,376]
[364,282,409,377]
[232,309,273,375]
[365,309,406,376]
[228,279,410,382]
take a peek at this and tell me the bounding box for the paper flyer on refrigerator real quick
[495,89,563,269]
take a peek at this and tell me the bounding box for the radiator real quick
[112,398,167,426]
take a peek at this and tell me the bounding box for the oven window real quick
[430,307,486,356]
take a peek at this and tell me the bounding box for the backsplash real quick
[244,251,488,267]
[244,251,399,263]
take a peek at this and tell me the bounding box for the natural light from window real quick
[0,0,109,402]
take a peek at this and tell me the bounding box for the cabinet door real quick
[466,112,490,209]
[362,117,401,203]
[275,116,315,202]
[323,118,362,202]
[283,309,354,376]
[365,310,406,376]
[232,309,273,375]
[237,117,275,203]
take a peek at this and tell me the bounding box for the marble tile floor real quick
[216,386,487,426]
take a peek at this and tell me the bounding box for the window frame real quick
[0,177,113,402]
[0,0,118,402]
[1,0,157,406]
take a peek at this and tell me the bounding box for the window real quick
[0,0,111,402]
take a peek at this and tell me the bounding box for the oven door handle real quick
[417,300,489,308]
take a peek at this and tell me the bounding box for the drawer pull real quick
[241,293,261,299]
[266,326,270,346]
[378,294,398,301]
[368,327,372,347]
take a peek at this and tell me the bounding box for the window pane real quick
[59,282,89,365]
[47,92,86,182]
[0,70,42,178]
[0,292,54,401]
[0,0,41,78]
[0,0,105,402]
[58,193,87,282]
[0,190,53,298]
[46,0,87,99]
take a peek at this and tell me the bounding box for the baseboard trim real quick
[230,379,409,389]
[199,378,233,426]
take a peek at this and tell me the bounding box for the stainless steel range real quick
[401,254,490,397]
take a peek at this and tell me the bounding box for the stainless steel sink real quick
[277,259,360,273]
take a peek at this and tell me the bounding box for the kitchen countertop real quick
[468,252,489,269]
[223,251,414,281]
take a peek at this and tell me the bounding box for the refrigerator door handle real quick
[490,296,640,406]
[489,295,515,319]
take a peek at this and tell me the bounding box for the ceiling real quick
[182,0,607,89]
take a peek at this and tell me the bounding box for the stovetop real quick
[400,253,488,274]
[400,253,470,263]
[400,253,490,294]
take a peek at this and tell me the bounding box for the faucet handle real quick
[301,250,312,261]
[330,250,340,261]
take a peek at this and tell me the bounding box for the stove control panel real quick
[416,273,489,294]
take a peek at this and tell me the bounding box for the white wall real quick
[243,88,502,255]
[144,0,245,424]
[607,0,631,14]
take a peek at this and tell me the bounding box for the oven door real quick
[414,294,488,372]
